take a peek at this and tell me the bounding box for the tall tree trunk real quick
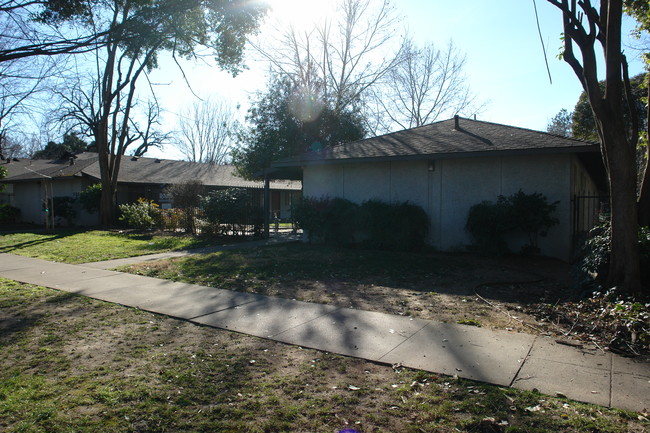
[638,73,650,227]
[601,122,643,293]
[98,147,116,226]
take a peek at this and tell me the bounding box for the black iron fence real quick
[156,206,264,237]
[573,194,609,248]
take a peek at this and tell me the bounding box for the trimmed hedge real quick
[465,190,559,255]
[292,197,429,251]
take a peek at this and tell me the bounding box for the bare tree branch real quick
[176,96,237,164]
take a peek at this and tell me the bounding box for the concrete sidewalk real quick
[1,252,648,413]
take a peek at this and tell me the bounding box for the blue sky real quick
[146,0,647,159]
[400,1,644,129]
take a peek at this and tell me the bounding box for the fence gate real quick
[573,194,609,250]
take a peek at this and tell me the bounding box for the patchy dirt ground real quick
[2,279,647,432]
[121,243,648,357]
[274,257,574,336]
[126,250,576,337]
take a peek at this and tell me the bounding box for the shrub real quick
[292,197,358,245]
[359,199,429,251]
[0,203,20,224]
[465,197,512,255]
[42,196,77,226]
[118,198,160,230]
[506,190,559,252]
[465,190,559,255]
[575,221,650,291]
[201,188,263,236]
[79,183,102,214]
[165,180,205,234]
[159,208,186,232]
[292,196,429,250]
[291,196,329,241]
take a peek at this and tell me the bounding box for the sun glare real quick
[266,0,337,31]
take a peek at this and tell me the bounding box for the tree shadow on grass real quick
[168,243,575,307]
[0,229,83,253]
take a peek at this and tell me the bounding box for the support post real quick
[263,173,270,239]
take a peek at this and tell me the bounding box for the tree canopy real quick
[546,108,573,137]
[32,132,88,159]
[233,76,366,179]
[572,73,647,142]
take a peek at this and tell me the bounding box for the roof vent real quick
[69,157,75,166]
[155,159,161,163]
[131,156,139,161]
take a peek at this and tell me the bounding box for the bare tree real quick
[131,100,172,157]
[176,97,237,164]
[545,0,645,293]
[0,41,56,138]
[254,0,404,119]
[371,39,479,132]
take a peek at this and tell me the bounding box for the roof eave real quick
[271,145,600,168]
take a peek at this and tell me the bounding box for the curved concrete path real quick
[1,249,648,413]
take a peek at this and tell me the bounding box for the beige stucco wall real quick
[303,154,585,261]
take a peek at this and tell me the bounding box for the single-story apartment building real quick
[269,116,607,261]
[1,152,302,226]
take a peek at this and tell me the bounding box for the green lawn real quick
[0,230,216,263]
[1,279,645,433]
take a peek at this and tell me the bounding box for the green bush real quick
[292,197,359,245]
[42,196,77,226]
[465,190,559,255]
[507,190,559,252]
[359,199,430,251]
[292,196,429,251]
[79,183,102,214]
[291,196,329,241]
[575,222,650,290]
[0,203,21,224]
[201,188,263,236]
[118,198,161,230]
[465,197,512,255]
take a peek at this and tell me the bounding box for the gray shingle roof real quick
[272,117,599,167]
[1,153,301,190]
[1,152,99,182]
[81,157,301,190]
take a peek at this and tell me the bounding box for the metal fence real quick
[157,206,264,237]
[573,194,609,248]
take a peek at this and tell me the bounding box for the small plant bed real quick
[0,229,218,263]
[1,279,646,432]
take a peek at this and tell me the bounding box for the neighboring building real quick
[1,152,301,226]
[270,116,607,261]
